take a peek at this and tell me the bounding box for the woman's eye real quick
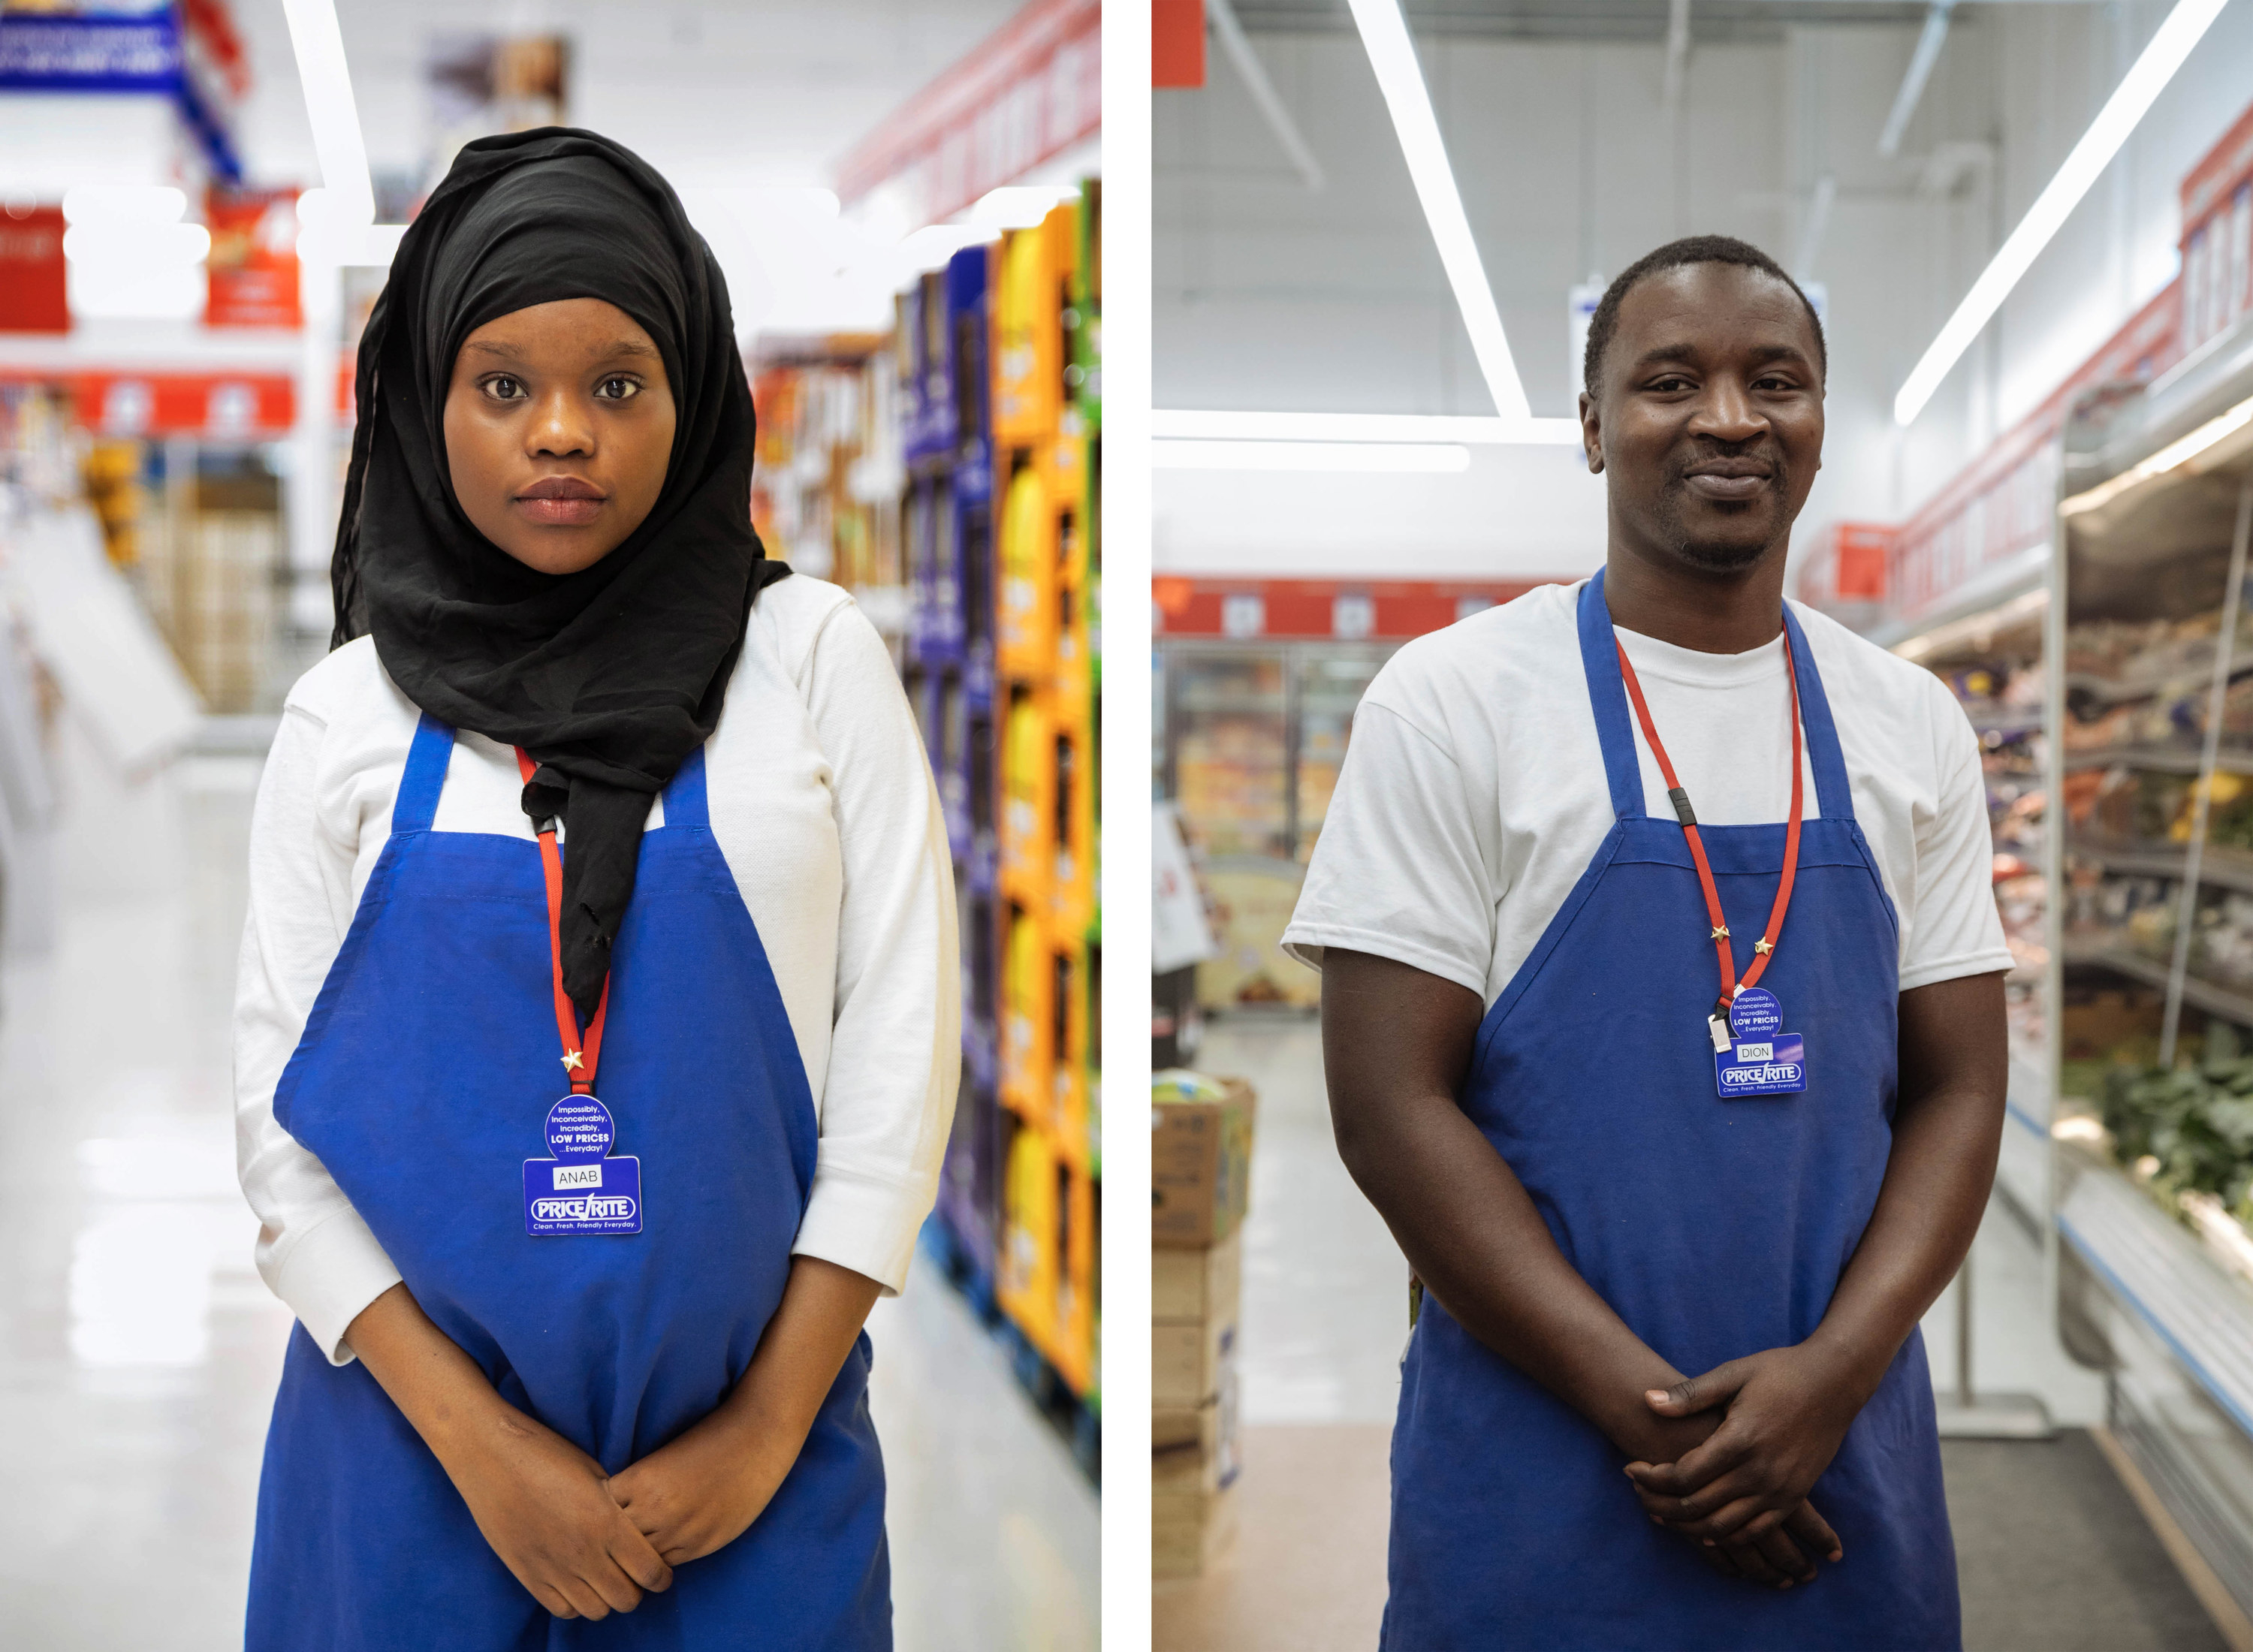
[596,376,640,401]
[484,375,524,402]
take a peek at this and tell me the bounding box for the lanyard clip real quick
[1708,1010,1733,1052]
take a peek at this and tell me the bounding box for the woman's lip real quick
[515,496,605,526]
[1683,472,1769,500]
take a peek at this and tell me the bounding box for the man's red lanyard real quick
[1613,638,1803,1033]
[516,748,610,1095]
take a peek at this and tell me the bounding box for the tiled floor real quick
[1163,1015,2231,1652]
[0,733,1095,1650]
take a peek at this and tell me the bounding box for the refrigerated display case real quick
[1157,638,1397,1009]
[2050,311,2253,1617]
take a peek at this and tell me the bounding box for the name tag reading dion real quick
[523,1096,642,1235]
[1715,987,1808,1098]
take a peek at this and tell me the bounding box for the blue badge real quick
[1730,987,1784,1043]
[523,1096,642,1235]
[1717,987,1804,1096]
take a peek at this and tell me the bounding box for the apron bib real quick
[1382,574,1959,1651]
[247,714,889,1651]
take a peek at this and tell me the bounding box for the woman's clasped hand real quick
[1621,1340,1874,1591]
[435,1380,804,1619]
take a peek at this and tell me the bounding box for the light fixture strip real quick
[2058,392,2253,517]
[1346,0,1531,421]
[1154,439,1473,473]
[280,0,376,228]
[1154,409,1581,445]
[1893,0,2229,427]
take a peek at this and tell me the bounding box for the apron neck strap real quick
[391,713,456,835]
[1578,571,1648,821]
[1579,568,1859,828]
[662,744,710,831]
[1779,602,1856,825]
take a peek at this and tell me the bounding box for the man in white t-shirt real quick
[1281,236,2006,1650]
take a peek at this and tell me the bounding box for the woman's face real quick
[442,297,677,575]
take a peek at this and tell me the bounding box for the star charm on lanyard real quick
[561,1049,585,1074]
[1709,925,1730,941]
[1754,938,1773,954]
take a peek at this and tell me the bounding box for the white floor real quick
[1200,1014,2108,1430]
[0,732,1096,1650]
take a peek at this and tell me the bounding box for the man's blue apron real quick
[246,714,889,1650]
[1380,574,1959,1650]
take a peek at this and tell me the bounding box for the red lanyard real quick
[516,748,610,1094]
[1613,637,1803,1017]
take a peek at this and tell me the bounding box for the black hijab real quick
[331,127,786,1023]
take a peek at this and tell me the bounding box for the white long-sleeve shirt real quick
[234,574,960,1364]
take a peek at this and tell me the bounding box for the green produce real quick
[2101,1020,2253,1219]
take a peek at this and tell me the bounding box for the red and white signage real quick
[2182,98,2253,355]
[0,205,68,334]
[204,188,300,330]
[1154,576,1555,641]
[0,371,294,439]
[836,0,1099,229]
[1153,0,1204,89]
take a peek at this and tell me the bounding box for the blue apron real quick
[247,714,889,1650]
[1381,574,1959,1650]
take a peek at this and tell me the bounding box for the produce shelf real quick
[2060,941,2253,1027]
[2059,1148,2253,1611]
[2063,746,2253,776]
[2064,654,2253,707]
[2077,839,2253,897]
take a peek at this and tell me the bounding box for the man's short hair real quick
[1582,235,1827,396]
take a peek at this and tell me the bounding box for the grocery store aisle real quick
[0,740,1095,1650]
[1156,1017,2239,1652]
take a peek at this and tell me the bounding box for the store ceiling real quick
[1232,0,1966,41]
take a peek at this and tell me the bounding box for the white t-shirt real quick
[234,574,961,1365]
[1283,579,2011,1005]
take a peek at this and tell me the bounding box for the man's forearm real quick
[1339,1084,1697,1449]
[1803,972,2007,1398]
[1323,948,1706,1456]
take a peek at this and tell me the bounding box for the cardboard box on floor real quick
[1154,1387,1240,1497]
[1154,1071,1256,1248]
[1154,1231,1241,1324]
[1154,1479,1240,1581]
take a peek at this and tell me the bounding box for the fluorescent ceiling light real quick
[2059,393,2253,517]
[63,222,209,267]
[61,185,185,225]
[1156,439,1472,472]
[281,0,374,228]
[1347,0,1529,421]
[1154,409,1581,445]
[1893,0,2229,427]
[969,185,1078,230]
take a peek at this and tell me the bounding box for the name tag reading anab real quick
[1715,987,1808,1098]
[523,1096,642,1235]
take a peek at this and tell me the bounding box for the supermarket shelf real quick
[920,1214,1099,1483]
[2064,746,2253,776]
[1866,542,2048,654]
[2066,656,2253,708]
[2075,839,2253,898]
[2061,1156,2253,1442]
[1971,712,2044,739]
[2061,940,2253,1026]
[0,321,302,374]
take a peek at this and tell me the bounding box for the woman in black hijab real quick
[235,129,958,1648]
